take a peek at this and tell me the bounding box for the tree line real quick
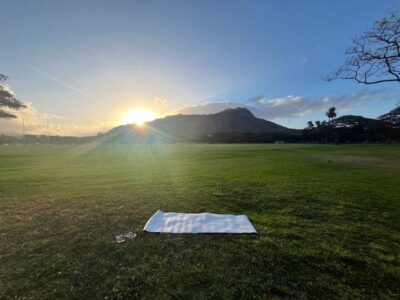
[303,106,400,144]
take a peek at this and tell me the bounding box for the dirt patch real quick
[311,153,400,169]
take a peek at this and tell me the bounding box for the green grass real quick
[0,144,399,299]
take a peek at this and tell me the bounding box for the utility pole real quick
[22,118,26,145]
[46,115,50,145]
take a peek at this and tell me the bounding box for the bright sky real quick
[1,0,399,135]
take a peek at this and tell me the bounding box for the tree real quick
[0,74,26,118]
[326,10,400,85]
[306,121,314,130]
[315,120,321,128]
[326,107,337,122]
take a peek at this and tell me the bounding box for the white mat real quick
[143,210,257,233]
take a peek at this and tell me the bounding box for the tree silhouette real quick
[326,107,337,122]
[0,74,26,118]
[326,10,400,85]
[315,120,321,128]
[307,121,314,130]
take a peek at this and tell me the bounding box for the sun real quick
[122,109,157,126]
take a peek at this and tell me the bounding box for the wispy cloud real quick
[153,97,169,108]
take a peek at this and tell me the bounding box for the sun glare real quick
[121,109,157,126]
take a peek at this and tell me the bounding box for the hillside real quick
[103,108,299,143]
[332,115,387,128]
[379,105,400,125]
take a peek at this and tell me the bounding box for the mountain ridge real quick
[104,107,299,143]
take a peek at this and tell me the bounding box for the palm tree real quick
[326,107,337,123]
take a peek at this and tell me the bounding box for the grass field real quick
[0,144,399,299]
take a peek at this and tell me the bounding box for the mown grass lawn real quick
[0,144,399,299]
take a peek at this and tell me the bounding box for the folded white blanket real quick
[143,210,257,233]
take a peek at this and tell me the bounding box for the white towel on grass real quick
[143,210,257,233]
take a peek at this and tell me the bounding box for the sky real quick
[1,0,399,135]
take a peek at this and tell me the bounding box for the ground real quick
[0,144,399,299]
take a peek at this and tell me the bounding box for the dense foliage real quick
[0,74,25,118]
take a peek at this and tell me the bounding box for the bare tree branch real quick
[326,10,400,85]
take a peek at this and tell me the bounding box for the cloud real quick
[174,101,243,115]
[0,102,63,134]
[176,89,392,121]
[0,102,115,136]
[153,97,169,108]
[1,89,393,136]
[251,89,388,119]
